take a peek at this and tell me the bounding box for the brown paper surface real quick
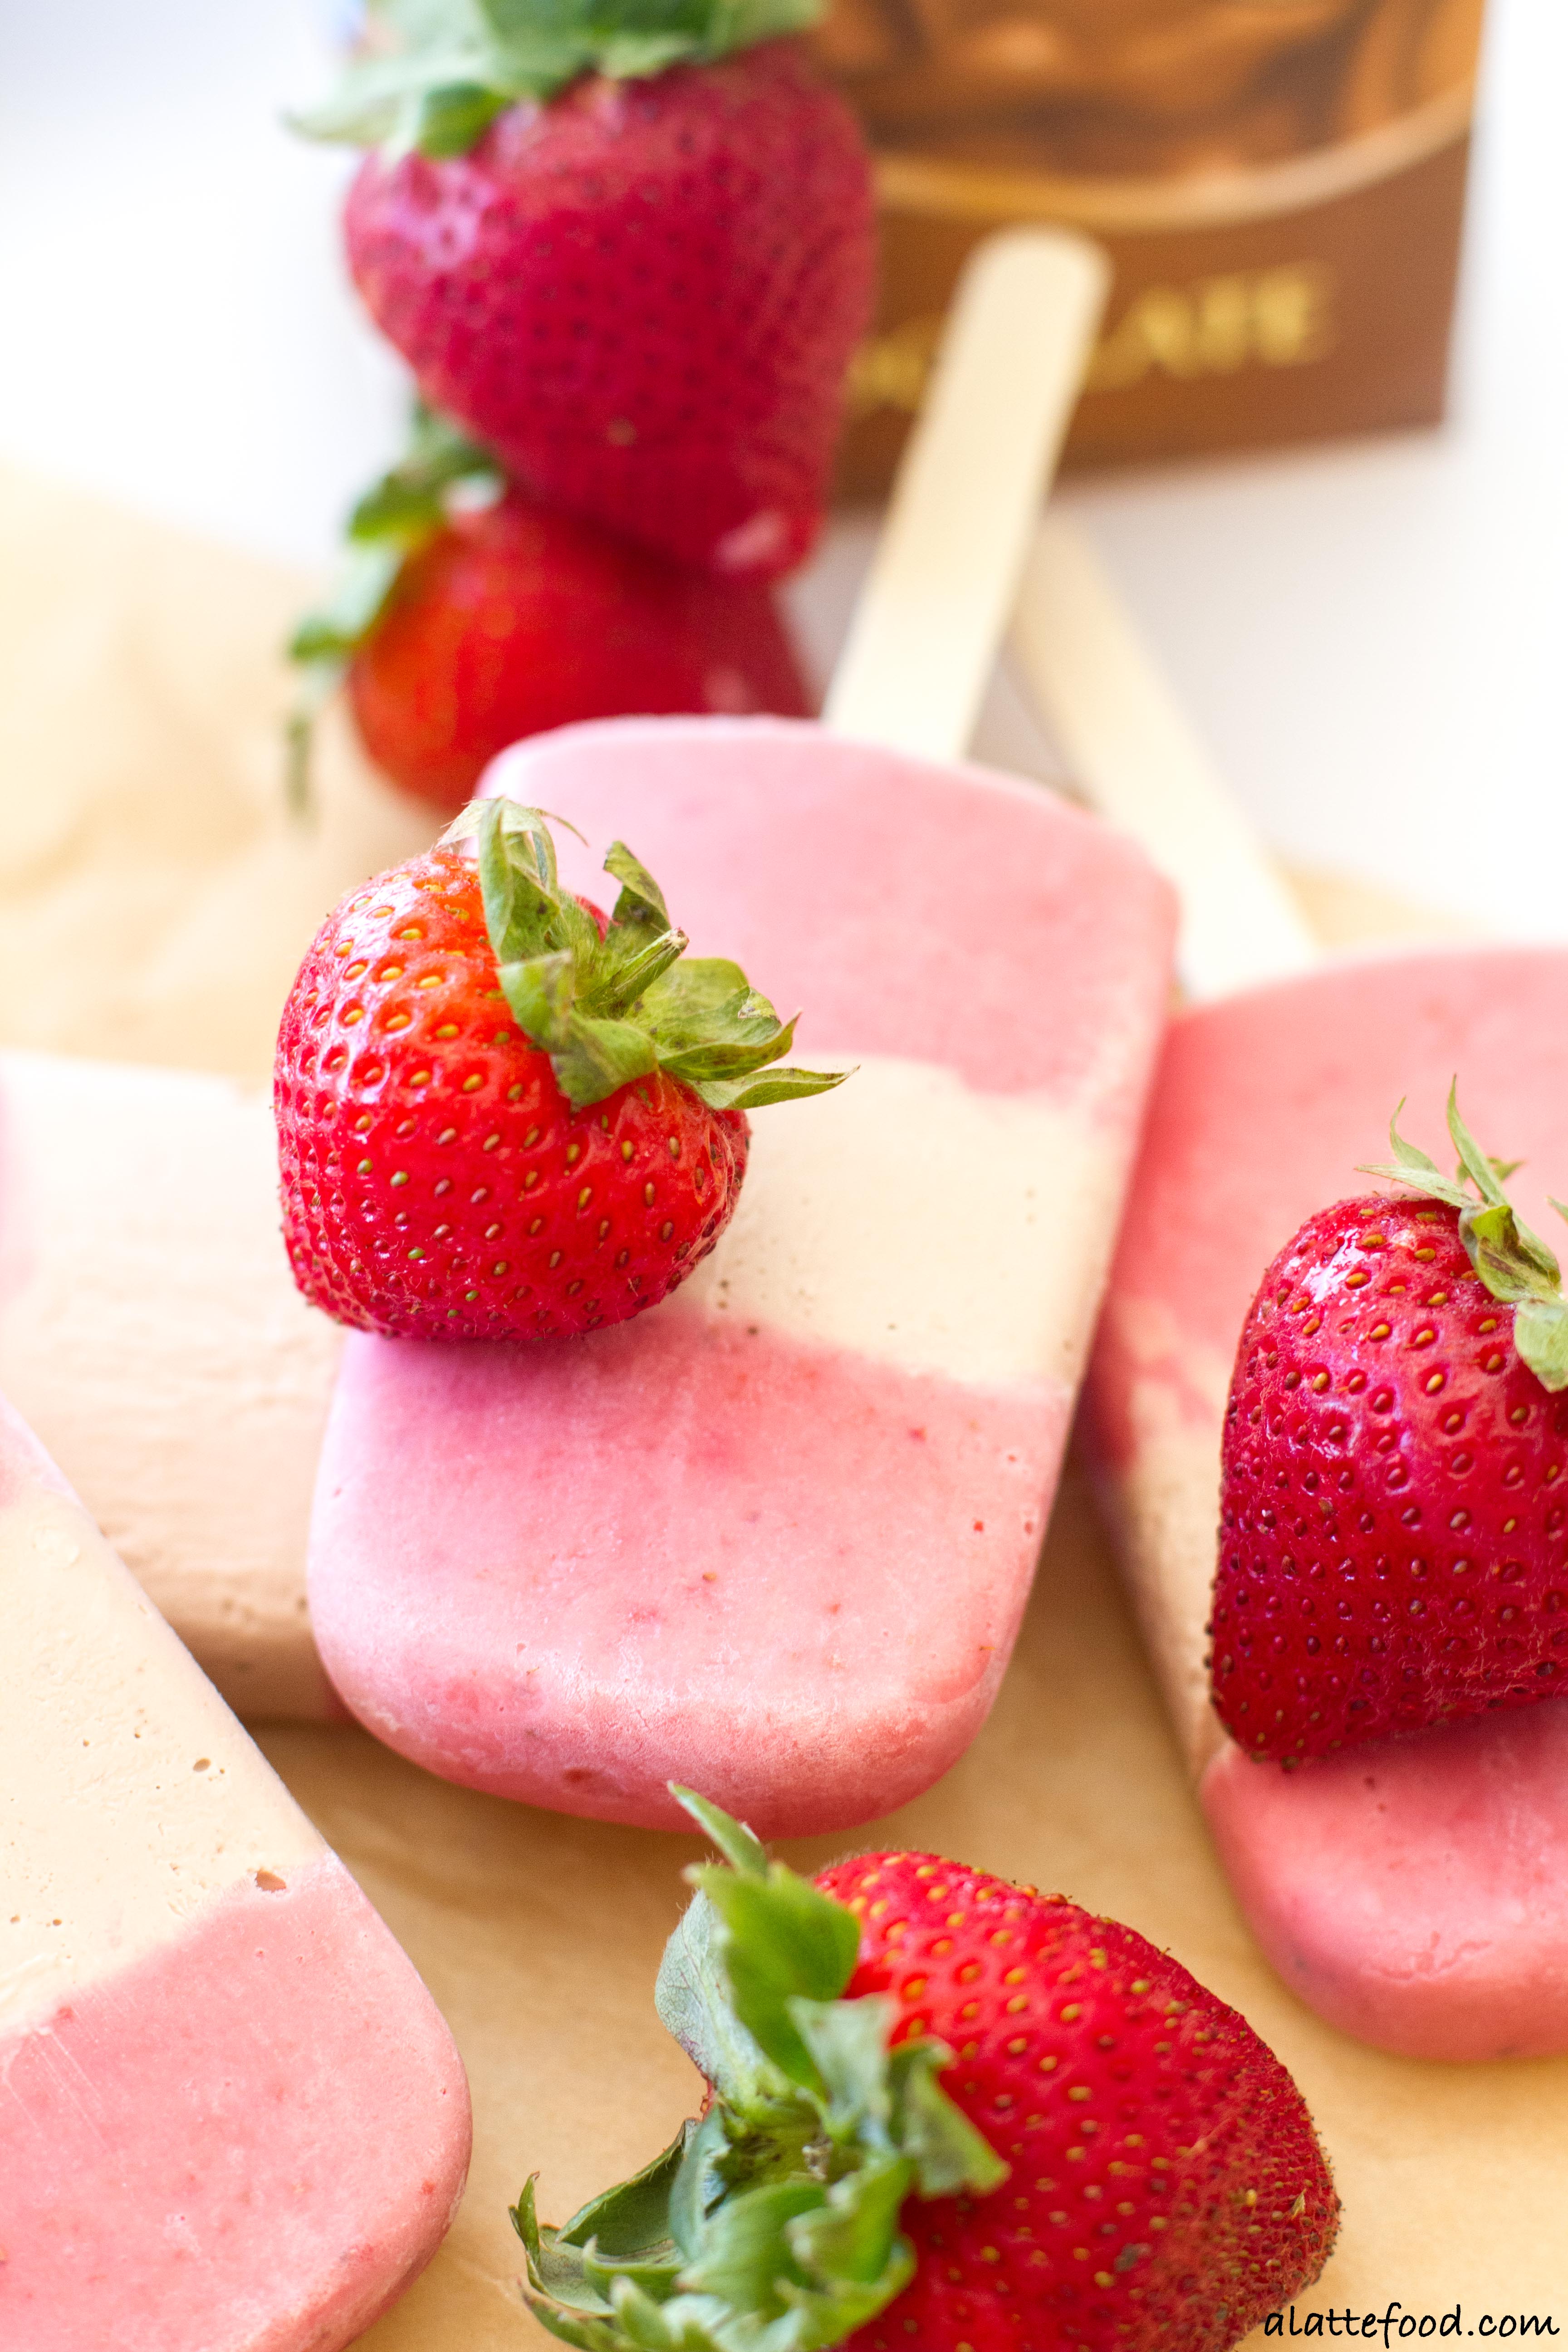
[4,469,1564,2346]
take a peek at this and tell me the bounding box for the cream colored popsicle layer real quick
[1018,519,1568,2061]
[307,718,1175,1834]
[0,1392,470,2348]
[0,1049,339,1719]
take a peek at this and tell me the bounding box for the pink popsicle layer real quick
[316,1316,1056,1834]
[309,718,1175,1834]
[1084,948,1568,2058]
[0,1856,470,2351]
[0,1393,471,2344]
[1201,1707,1568,2060]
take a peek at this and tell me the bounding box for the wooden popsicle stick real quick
[824,230,1110,764]
[1010,513,1320,1003]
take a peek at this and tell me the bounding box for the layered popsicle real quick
[0,1392,471,2347]
[0,1048,340,1720]
[1015,517,1568,2060]
[306,715,1175,1832]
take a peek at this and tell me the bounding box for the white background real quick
[1,0,1563,935]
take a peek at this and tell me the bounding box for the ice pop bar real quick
[308,715,1175,1833]
[0,1393,470,2347]
[301,228,1178,1834]
[0,1048,340,1720]
[1015,518,1568,2060]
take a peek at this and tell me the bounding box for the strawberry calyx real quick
[296,0,825,158]
[512,1789,1006,2352]
[458,799,849,1112]
[1359,1081,1568,1392]
[286,404,502,813]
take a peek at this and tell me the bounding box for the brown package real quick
[819,0,1484,488]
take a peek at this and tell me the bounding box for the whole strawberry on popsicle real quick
[1212,1088,1568,1761]
[297,0,877,578]
[276,797,845,1341]
[515,1789,1338,2351]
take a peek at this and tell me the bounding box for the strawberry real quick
[289,410,811,815]
[274,801,843,1340]
[351,499,811,810]
[514,1790,1338,2352]
[1211,1088,1568,1764]
[298,0,876,578]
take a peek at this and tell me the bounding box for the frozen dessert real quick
[0,1392,470,2347]
[0,1049,340,1720]
[1017,515,1568,2060]
[306,715,1175,1834]
[1090,975,1568,2059]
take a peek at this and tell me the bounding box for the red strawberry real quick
[514,1791,1338,2352]
[304,6,876,578]
[1211,1090,1568,1764]
[350,490,811,812]
[274,801,843,1340]
[288,407,811,814]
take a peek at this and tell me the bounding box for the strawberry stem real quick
[451,799,850,1113]
[295,0,829,157]
[1360,1082,1568,1390]
[513,1791,1005,2352]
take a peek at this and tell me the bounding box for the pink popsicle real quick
[1087,955,1568,2060]
[0,1393,471,2347]
[308,717,1175,1833]
[1017,519,1568,2059]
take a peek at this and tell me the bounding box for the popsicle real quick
[1013,514,1568,2061]
[0,1392,470,2347]
[0,1047,342,1720]
[302,229,1179,1838]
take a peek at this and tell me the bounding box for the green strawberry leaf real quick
[676,2176,825,2312]
[559,2132,693,2266]
[1359,1097,1472,1211]
[696,1066,852,1112]
[454,800,848,1113]
[786,1996,896,2143]
[1515,1298,1568,1392]
[655,1893,778,2108]
[782,2155,916,2320]
[294,0,827,153]
[289,541,406,666]
[605,841,673,938]
[887,2039,1010,2197]
[690,1863,862,2092]
[549,1010,665,1106]
[671,1786,770,1878]
[519,1792,1006,2352]
[1358,1081,1568,1392]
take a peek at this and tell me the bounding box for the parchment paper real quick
[3,466,1563,2347]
